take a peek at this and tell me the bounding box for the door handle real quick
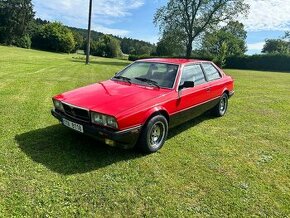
[206,87,211,92]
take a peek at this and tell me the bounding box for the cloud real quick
[94,0,144,17]
[247,42,265,51]
[32,0,144,36]
[243,0,290,31]
[93,25,129,36]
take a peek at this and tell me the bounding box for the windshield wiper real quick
[112,75,131,84]
[134,77,160,88]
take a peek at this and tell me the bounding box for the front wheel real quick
[212,93,229,117]
[138,115,168,153]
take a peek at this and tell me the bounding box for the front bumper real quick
[51,109,141,149]
[229,90,235,98]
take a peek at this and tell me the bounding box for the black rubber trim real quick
[229,90,235,98]
[51,109,141,149]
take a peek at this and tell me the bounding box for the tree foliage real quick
[156,30,185,56]
[198,21,247,66]
[283,31,290,41]
[154,0,249,58]
[14,34,31,48]
[31,22,75,53]
[91,35,122,58]
[0,2,156,56]
[0,0,34,46]
[72,31,84,52]
[120,37,155,55]
[262,39,290,54]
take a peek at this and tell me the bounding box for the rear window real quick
[202,63,221,81]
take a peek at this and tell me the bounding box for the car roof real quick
[137,58,210,65]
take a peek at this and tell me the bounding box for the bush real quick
[90,35,122,58]
[31,22,76,53]
[14,35,31,49]
[72,31,84,52]
[128,54,152,61]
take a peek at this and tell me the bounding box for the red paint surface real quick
[54,59,234,130]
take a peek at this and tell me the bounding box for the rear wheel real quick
[212,93,228,117]
[138,115,168,153]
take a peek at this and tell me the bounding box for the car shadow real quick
[15,124,142,175]
[167,112,216,139]
[71,59,129,67]
[15,113,215,175]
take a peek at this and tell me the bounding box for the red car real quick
[52,58,234,153]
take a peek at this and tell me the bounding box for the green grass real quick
[0,45,290,217]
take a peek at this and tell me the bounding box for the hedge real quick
[128,55,158,61]
[128,54,214,62]
[129,54,290,72]
[225,54,290,72]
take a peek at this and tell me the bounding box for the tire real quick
[138,115,168,153]
[212,93,229,117]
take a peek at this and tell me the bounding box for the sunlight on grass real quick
[0,46,289,216]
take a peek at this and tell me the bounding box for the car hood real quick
[56,80,171,116]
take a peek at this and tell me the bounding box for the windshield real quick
[114,62,179,88]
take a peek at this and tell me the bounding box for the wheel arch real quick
[143,107,170,126]
[222,89,229,97]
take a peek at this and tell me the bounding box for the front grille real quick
[62,103,90,122]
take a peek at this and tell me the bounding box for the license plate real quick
[62,118,84,133]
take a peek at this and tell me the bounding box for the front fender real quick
[142,106,169,124]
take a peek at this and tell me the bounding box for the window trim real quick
[200,63,222,82]
[177,63,207,89]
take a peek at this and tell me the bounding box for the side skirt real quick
[169,98,220,128]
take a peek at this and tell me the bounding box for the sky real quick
[32,0,290,55]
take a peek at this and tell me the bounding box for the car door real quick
[170,64,210,127]
[201,63,224,100]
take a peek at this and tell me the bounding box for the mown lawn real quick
[0,45,290,217]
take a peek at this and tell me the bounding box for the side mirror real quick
[179,81,195,90]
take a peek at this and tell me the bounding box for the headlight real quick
[53,99,64,112]
[91,112,118,129]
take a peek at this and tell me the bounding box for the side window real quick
[180,65,206,86]
[192,65,206,85]
[202,63,221,81]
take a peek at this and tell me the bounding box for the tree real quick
[120,37,155,55]
[31,22,76,53]
[156,30,185,56]
[261,31,290,54]
[154,0,248,58]
[283,31,290,41]
[91,35,122,58]
[14,34,31,48]
[0,0,34,45]
[198,21,247,64]
[72,31,84,52]
[262,39,290,54]
[107,36,122,58]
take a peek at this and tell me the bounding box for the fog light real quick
[105,139,116,147]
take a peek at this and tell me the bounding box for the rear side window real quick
[202,63,221,81]
[180,65,206,86]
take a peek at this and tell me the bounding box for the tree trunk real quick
[186,40,193,58]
